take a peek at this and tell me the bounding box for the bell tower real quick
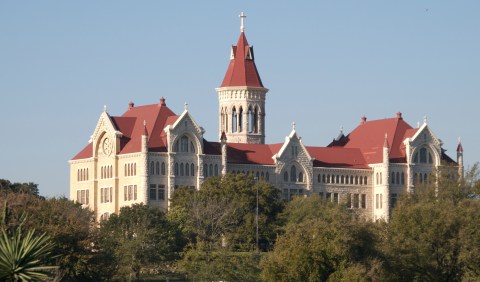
[216,12,268,144]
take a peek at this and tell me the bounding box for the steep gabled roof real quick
[329,113,418,164]
[220,32,264,87]
[71,99,178,160]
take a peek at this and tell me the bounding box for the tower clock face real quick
[102,137,113,156]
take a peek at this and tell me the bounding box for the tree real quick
[0,194,105,281]
[261,195,383,281]
[170,174,283,252]
[98,204,179,280]
[0,179,39,196]
[382,165,480,281]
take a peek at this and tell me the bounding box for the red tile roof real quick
[226,143,283,165]
[72,100,178,160]
[220,32,264,87]
[307,147,369,169]
[329,115,418,164]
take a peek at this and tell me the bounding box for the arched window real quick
[298,172,304,183]
[323,174,326,183]
[204,164,208,177]
[380,172,382,184]
[341,175,345,184]
[350,176,354,184]
[401,172,405,185]
[284,171,288,181]
[185,163,190,176]
[420,148,427,163]
[215,164,219,176]
[156,161,160,175]
[261,172,264,179]
[290,166,297,182]
[174,163,178,176]
[161,162,166,175]
[424,173,428,183]
[238,107,243,132]
[191,163,195,176]
[180,163,184,176]
[391,172,395,184]
[318,174,321,183]
[180,136,189,152]
[376,173,379,185]
[248,107,253,133]
[254,107,259,133]
[232,107,237,133]
[336,175,340,184]
[396,172,400,185]
[266,172,270,181]
[150,161,154,175]
[364,176,368,185]
[209,164,213,177]
[134,163,136,176]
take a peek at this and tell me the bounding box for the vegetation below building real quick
[1,166,480,281]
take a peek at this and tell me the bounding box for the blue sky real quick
[1,1,479,197]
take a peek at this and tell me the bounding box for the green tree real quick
[382,165,480,281]
[0,179,39,196]
[99,204,179,280]
[261,195,383,282]
[170,174,283,251]
[0,194,106,281]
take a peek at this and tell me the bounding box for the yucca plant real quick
[0,201,57,281]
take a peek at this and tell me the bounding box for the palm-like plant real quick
[0,201,57,281]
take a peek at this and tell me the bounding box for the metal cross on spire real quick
[239,12,246,32]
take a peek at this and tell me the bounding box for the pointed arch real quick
[238,106,243,132]
[232,107,237,133]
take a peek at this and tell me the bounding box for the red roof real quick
[220,32,264,87]
[72,100,178,160]
[226,143,283,165]
[329,115,418,164]
[307,147,369,169]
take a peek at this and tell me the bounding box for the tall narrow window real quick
[248,107,253,133]
[298,172,304,182]
[420,148,427,163]
[185,163,190,176]
[254,107,258,133]
[180,163,184,176]
[214,164,219,176]
[161,162,166,175]
[238,107,243,132]
[180,136,189,152]
[232,107,237,133]
[191,163,195,176]
[209,164,213,177]
[401,172,405,185]
[290,166,297,182]
[156,161,160,175]
[284,171,288,181]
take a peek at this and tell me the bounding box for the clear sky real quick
[1,1,479,197]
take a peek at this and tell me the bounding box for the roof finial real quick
[239,12,246,32]
[340,126,343,134]
[104,105,107,112]
[292,121,296,131]
[184,102,188,111]
[424,115,428,124]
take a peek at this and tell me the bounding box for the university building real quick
[70,15,463,222]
